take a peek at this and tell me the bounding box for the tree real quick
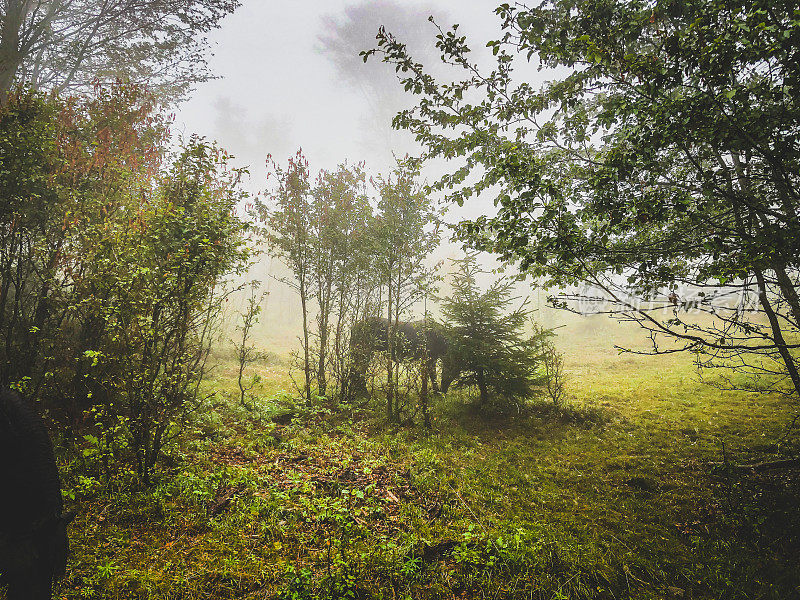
[441,254,545,410]
[309,164,371,396]
[317,1,448,153]
[532,324,567,407]
[309,162,373,399]
[233,282,265,410]
[374,157,439,421]
[258,155,381,405]
[104,137,249,482]
[0,87,249,481]
[0,0,239,102]
[258,151,315,403]
[0,84,165,411]
[325,179,380,403]
[368,0,800,399]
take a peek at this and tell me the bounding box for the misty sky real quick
[173,1,553,339]
[175,1,503,201]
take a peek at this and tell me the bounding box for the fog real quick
[177,1,501,181]
[173,1,621,354]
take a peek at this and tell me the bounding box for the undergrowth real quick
[47,341,800,600]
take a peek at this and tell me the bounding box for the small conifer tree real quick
[442,254,549,410]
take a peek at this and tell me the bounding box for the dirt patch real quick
[209,443,445,529]
[267,451,418,507]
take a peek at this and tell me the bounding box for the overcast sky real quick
[173,1,553,339]
[175,1,503,199]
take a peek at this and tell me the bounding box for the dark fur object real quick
[0,388,72,600]
[348,317,453,398]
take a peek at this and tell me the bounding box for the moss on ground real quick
[52,336,800,600]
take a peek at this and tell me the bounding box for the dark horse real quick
[347,317,451,399]
[0,388,73,600]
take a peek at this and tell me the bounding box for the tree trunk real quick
[317,323,327,397]
[421,360,431,428]
[477,368,488,407]
[773,263,800,328]
[300,276,312,403]
[392,264,403,422]
[237,349,247,407]
[316,273,332,398]
[386,279,394,421]
[0,0,30,102]
[333,285,347,399]
[755,268,800,397]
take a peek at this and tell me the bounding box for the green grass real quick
[51,326,800,600]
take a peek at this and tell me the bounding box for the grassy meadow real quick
[54,318,800,600]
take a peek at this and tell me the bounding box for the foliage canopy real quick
[0,87,249,480]
[368,0,800,397]
[0,0,240,102]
